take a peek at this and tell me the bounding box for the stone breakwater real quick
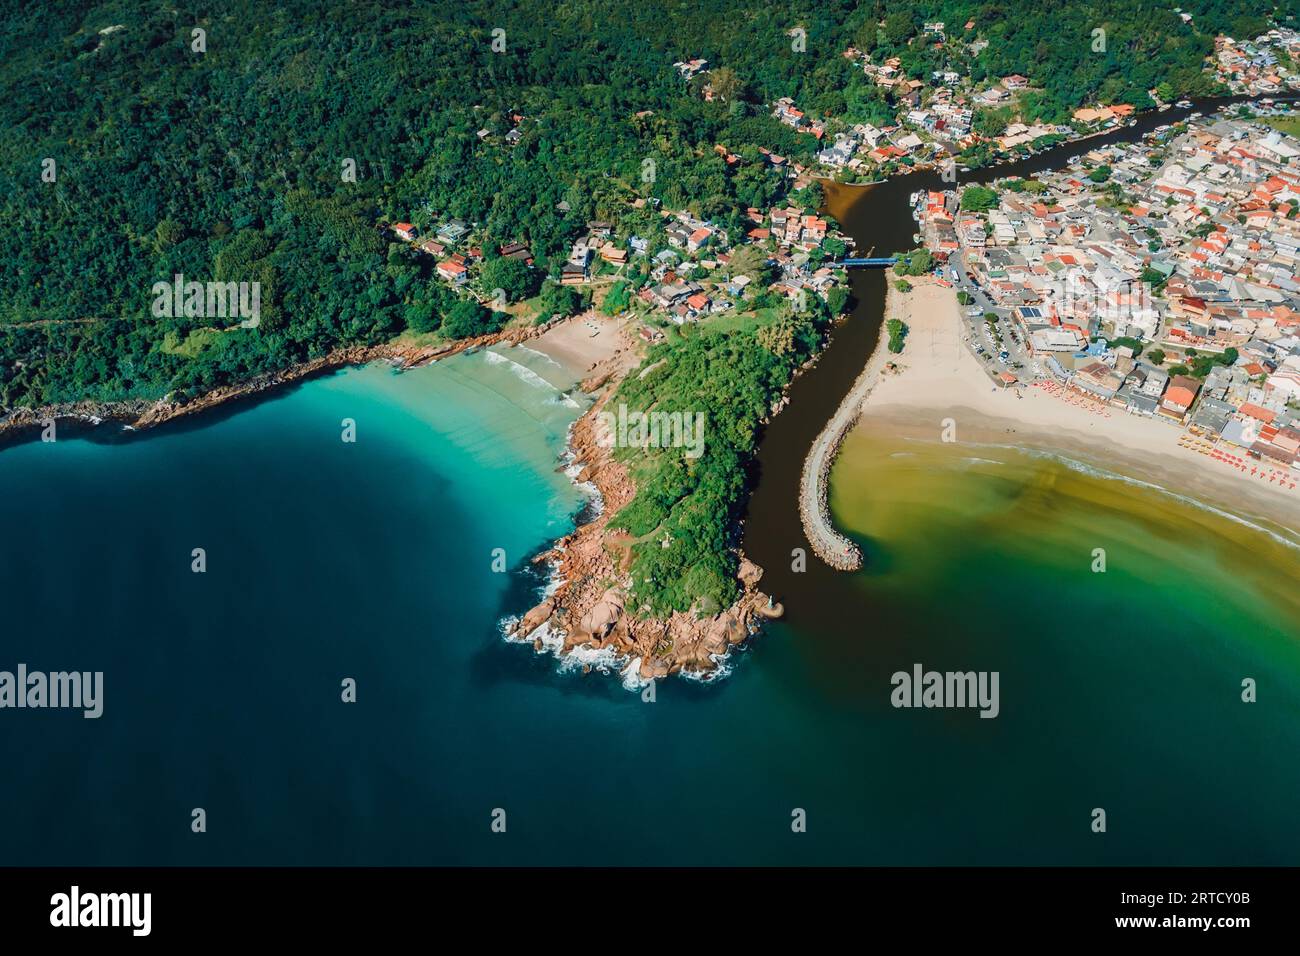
[0,322,558,444]
[798,284,902,570]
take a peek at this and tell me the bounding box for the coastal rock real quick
[517,384,773,683]
[737,557,763,588]
[514,597,556,639]
[579,588,625,639]
[580,371,613,392]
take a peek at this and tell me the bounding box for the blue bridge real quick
[838,257,898,268]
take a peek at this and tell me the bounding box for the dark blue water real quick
[1,355,1297,865]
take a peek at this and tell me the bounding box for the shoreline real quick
[798,282,903,569]
[845,278,1300,538]
[0,321,564,449]
[507,332,780,682]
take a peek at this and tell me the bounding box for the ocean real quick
[0,345,1296,865]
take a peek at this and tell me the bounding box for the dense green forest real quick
[611,300,834,615]
[1,0,1293,408]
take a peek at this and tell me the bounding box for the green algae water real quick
[0,352,1297,865]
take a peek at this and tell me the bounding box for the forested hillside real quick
[0,0,1289,408]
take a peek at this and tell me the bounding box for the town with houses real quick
[916,112,1300,483]
[385,193,852,345]
[717,22,1300,183]
[381,31,1300,489]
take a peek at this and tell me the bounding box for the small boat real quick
[1175,99,1191,108]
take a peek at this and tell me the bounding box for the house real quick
[499,242,533,263]
[687,227,712,253]
[392,222,417,242]
[560,262,587,286]
[685,292,712,315]
[417,238,447,257]
[437,219,470,244]
[600,243,628,265]
[728,274,752,296]
[800,216,828,243]
[436,260,468,284]
[666,223,693,248]
[1160,374,1201,418]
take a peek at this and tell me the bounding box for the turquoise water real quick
[0,352,1297,865]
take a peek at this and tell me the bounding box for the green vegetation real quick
[0,0,1281,619]
[973,106,1012,139]
[1189,347,1238,378]
[609,296,835,615]
[1147,348,1166,366]
[1105,336,1145,357]
[601,281,632,316]
[480,257,541,304]
[534,282,585,325]
[1261,116,1300,138]
[961,186,1000,212]
[0,0,1272,410]
[886,319,908,353]
[893,248,933,277]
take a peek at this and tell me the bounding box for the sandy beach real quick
[852,279,1300,537]
[528,311,629,379]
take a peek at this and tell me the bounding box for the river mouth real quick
[737,93,1277,622]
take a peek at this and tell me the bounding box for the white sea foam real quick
[621,657,651,691]
[500,401,751,690]
[679,652,735,682]
[515,344,565,369]
[483,348,560,392]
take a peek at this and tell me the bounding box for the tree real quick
[441,299,503,339]
[480,256,540,303]
[404,302,438,333]
[961,186,999,212]
[886,319,907,352]
[535,281,582,323]
[710,66,741,103]
[1146,349,1165,366]
[973,108,1010,139]
[601,280,631,315]
[728,245,774,285]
